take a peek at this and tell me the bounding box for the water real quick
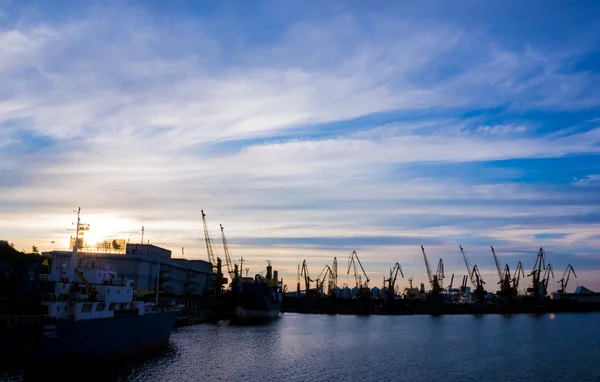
[19,313,600,381]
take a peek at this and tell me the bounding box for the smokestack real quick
[266,263,273,280]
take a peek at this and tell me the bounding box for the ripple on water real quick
[9,313,600,382]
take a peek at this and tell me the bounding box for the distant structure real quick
[43,243,213,297]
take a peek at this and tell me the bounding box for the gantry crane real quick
[527,248,546,297]
[421,246,443,293]
[219,224,235,280]
[557,264,576,294]
[201,210,217,269]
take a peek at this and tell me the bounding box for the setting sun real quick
[77,213,136,248]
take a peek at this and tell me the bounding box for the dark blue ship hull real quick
[0,310,179,364]
[222,281,281,322]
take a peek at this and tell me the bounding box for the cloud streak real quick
[2,1,600,291]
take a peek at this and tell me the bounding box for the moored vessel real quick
[0,208,182,365]
[221,261,282,323]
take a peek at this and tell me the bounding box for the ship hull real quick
[231,304,281,322]
[222,282,282,323]
[0,310,180,364]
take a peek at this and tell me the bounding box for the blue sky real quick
[1,0,600,291]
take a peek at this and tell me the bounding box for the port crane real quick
[491,246,503,283]
[527,248,546,297]
[460,246,476,289]
[201,210,217,269]
[315,265,335,296]
[436,259,445,290]
[471,265,487,301]
[385,262,404,301]
[491,246,513,296]
[557,264,576,294]
[347,250,370,289]
[421,246,443,293]
[509,261,524,294]
[460,275,468,293]
[300,259,313,295]
[542,264,554,295]
[500,264,517,297]
[219,224,236,280]
[446,273,454,293]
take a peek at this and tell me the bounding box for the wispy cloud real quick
[574,174,600,186]
[2,1,600,291]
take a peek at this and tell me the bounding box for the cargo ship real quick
[0,208,182,365]
[221,261,282,322]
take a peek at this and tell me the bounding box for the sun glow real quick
[78,213,134,247]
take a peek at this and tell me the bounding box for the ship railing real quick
[42,293,70,302]
[0,314,74,326]
[76,259,116,272]
[103,278,129,286]
[0,314,49,326]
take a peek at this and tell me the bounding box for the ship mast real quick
[155,245,160,306]
[68,207,82,281]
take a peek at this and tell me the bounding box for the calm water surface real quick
[38,313,600,381]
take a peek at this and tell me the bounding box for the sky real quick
[1,0,600,292]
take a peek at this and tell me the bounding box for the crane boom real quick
[542,263,554,295]
[385,262,404,302]
[347,251,370,288]
[558,264,576,293]
[471,264,486,301]
[219,224,235,279]
[527,247,546,296]
[491,246,503,283]
[421,246,434,288]
[392,262,404,280]
[201,210,216,267]
[512,261,525,292]
[460,246,476,288]
[300,259,312,294]
[315,265,334,295]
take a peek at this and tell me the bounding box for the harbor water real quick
[19,312,600,381]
